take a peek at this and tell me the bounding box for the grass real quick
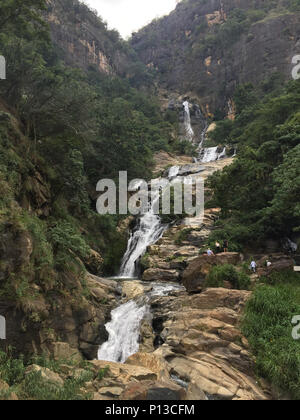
[242,271,300,399]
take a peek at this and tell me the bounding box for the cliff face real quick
[131,0,300,115]
[45,0,139,78]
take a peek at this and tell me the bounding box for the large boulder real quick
[122,281,148,301]
[120,380,186,400]
[126,352,170,381]
[25,365,64,386]
[142,268,180,282]
[182,253,242,293]
[83,249,104,275]
[257,254,294,277]
[50,342,82,363]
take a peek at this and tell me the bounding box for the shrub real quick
[205,264,251,290]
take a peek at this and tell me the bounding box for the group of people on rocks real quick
[206,240,229,256]
[205,241,273,274]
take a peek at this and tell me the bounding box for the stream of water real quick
[98,99,228,363]
[98,283,183,363]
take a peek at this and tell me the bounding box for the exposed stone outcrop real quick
[149,287,269,400]
[142,268,180,283]
[182,252,242,293]
[0,274,119,360]
[256,254,294,277]
[45,0,144,79]
[132,0,300,114]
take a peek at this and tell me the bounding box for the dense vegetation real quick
[0,0,181,288]
[242,271,300,399]
[207,78,300,250]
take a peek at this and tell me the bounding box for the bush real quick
[242,272,300,399]
[49,221,90,269]
[205,264,251,290]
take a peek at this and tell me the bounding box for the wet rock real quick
[186,381,207,400]
[139,321,155,353]
[90,360,158,383]
[122,281,145,300]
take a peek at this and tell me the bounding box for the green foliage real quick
[140,253,151,271]
[205,264,251,290]
[22,370,92,400]
[49,221,90,269]
[242,272,300,399]
[0,349,26,386]
[174,228,193,245]
[0,0,181,280]
[0,350,102,400]
[208,79,300,246]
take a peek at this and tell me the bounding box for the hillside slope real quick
[131,0,300,115]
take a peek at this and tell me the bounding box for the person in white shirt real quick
[207,248,214,256]
[250,260,257,273]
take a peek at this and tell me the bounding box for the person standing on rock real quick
[250,260,257,273]
[223,240,229,253]
[215,241,221,253]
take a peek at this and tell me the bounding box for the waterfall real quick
[119,169,181,278]
[119,195,167,278]
[98,299,149,363]
[183,101,194,142]
[168,165,180,179]
[98,283,183,363]
[201,146,226,163]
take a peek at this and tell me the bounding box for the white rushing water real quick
[183,101,194,142]
[168,165,180,178]
[119,196,167,278]
[201,146,226,163]
[97,299,149,363]
[98,283,183,363]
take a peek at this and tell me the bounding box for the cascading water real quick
[119,196,167,278]
[168,165,180,178]
[98,283,183,363]
[183,101,194,142]
[201,146,226,163]
[97,299,149,363]
[119,167,183,278]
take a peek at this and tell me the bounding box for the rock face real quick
[142,268,180,283]
[45,0,143,78]
[257,254,294,277]
[149,288,269,400]
[0,274,119,360]
[91,359,186,400]
[182,253,242,293]
[132,0,300,114]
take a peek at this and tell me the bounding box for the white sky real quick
[84,0,178,38]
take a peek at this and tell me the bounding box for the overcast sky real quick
[84,0,178,38]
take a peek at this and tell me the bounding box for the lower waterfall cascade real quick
[98,283,183,363]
